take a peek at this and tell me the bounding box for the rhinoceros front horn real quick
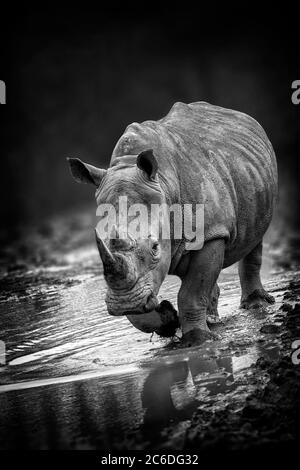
[95,229,116,270]
[95,229,130,282]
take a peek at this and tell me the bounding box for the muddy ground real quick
[0,208,300,452]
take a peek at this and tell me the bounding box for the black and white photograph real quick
[0,5,300,461]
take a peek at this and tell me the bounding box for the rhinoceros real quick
[67,101,278,345]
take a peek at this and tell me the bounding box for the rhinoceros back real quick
[111,101,278,264]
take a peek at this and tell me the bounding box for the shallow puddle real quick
[0,240,296,449]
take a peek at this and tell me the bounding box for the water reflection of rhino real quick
[4,344,280,450]
[140,354,234,436]
[0,353,234,449]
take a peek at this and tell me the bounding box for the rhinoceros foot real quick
[181,328,219,348]
[240,288,275,310]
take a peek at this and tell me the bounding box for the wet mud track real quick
[0,212,299,450]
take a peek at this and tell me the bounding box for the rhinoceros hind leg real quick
[239,241,275,309]
[207,283,222,325]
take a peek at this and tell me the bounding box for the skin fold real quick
[68,101,278,345]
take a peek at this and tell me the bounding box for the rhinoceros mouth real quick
[122,293,159,315]
[143,292,159,312]
[106,292,157,316]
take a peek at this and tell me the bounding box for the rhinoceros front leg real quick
[207,282,221,325]
[178,239,225,346]
[239,241,275,309]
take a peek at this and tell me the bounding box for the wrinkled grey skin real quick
[68,101,278,345]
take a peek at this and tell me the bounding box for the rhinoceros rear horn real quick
[136,149,158,181]
[67,158,107,186]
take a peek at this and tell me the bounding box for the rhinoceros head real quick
[67,150,171,316]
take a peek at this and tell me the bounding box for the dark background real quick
[1,5,300,242]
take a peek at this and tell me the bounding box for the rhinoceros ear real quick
[136,149,158,181]
[67,158,107,186]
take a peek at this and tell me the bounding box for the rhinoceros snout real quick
[106,292,158,316]
[104,271,157,316]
